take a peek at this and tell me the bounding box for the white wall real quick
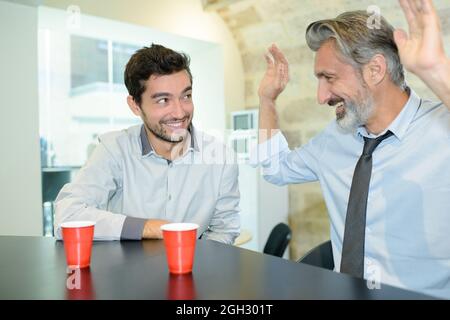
[0,1,43,236]
[43,0,246,125]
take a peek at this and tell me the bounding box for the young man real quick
[252,0,450,298]
[55,44,240,244]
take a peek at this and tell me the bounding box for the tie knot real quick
[362,130,393,156]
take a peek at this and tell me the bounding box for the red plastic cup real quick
[161,223,199,274]
[61,221,95,268]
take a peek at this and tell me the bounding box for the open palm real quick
[394,0,448,76]
[258,44,290,102]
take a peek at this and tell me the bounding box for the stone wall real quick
[212,0,450,260]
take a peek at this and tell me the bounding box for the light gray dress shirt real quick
[251,89,450,299]
[54,124,240,244]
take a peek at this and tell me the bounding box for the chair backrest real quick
[42,170,72,203]
[297,240,334,270]
[263,223,291,257]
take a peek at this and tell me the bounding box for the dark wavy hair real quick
[124,43,192,105]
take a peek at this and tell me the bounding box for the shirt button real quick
[168,195,172,201]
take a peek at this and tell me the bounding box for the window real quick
[39,32,141,167]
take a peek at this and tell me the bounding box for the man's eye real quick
[183,94,192,100]
[157,98,168,104]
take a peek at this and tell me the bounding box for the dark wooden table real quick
[0,236,434,300]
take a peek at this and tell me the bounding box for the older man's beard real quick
[334,92,375,133]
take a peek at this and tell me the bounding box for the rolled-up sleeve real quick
[120,217,147,240]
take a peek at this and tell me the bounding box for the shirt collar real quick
[140,124,199,156]
[356,87,422,141]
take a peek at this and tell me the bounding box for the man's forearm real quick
[418,59,450,108]
[259,97,280,143]
[54,198,127,240]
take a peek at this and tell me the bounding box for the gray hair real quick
[305,10,405,88]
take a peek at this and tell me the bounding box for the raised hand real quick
[257,44,290,142]
[394,0,450,107]
[258,44,290,103]
[394,0,448,76]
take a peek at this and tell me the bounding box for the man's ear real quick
[363,54,387,86]
[127,95,141,116]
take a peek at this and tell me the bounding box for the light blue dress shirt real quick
[251,89,450,299]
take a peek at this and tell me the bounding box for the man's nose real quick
[317,81,332,105]
[171,99,186,119]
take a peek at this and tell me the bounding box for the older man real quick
[252,0,450,298]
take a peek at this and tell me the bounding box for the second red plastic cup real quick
[61,221,95,268]
[161,223,199,274]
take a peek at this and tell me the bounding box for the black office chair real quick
[263,223,292,257]
[297,240,334,270]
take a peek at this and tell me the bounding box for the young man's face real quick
[314,40,374,132]
[135,70,194,143]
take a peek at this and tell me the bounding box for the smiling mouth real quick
[163,118,187,129]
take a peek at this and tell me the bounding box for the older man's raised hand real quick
[394,0,450,107]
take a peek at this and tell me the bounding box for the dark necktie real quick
[340,130,393,278]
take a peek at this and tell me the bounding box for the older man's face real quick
[314,40,374,132]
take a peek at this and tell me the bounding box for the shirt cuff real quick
[249,131,289,167]
[120,217,147,240]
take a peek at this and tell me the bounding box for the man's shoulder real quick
[414,99,450,139]
[294,120,354,159]
[98,124,141,152]
[305,120,341,145]
[417,99,450,117]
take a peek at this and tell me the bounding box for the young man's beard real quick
[139,105,193,143]
[144,117,192,143]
